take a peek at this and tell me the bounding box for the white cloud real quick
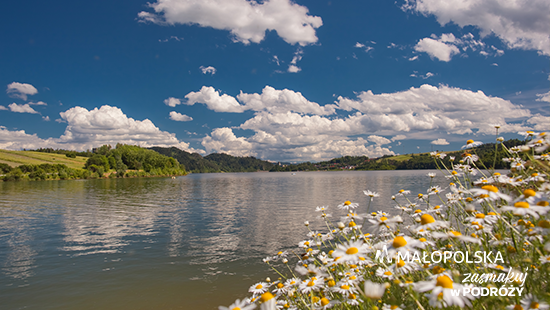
[288,65,301,73]
[391,135,407,141]
[182,85,336,115]
[184,86,245,112]
[201,127,253,157]
[0,105,204,153]
[288,48,303,73]
[6,82,38,100]
[164,97,182,107]
[8,103,39,114]
[367,135,392,145]
[431,138,449,145]
[527,114,550,131]
[409,55,419,61]
[29,101,47,106]
[355,42,365,48]
[42,116,50,121]
[200,65,216,75]
[536,91,550,103]
[236,86,336,115]
[403,0,550,56]
[0,105,7,110]
[336,84,531,135]
[169,111,193,122]
[138,0,323,46]
[414,36,460,61]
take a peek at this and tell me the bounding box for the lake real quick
[0,170,453,309]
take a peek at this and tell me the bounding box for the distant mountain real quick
[148,147,276,173]
[150,138,526,173]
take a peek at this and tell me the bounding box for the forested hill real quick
[150,139,526,173]
[149,147,275,173]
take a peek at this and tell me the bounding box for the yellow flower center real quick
[399,189,405,193]
[466,139,474,144]
[232,307,241,310]
[307,280,315,287]
[450,231,462,236]
[260,292,274,302]
[481,185,498,193]
[488,212,497,215]
[420,214,435,225]
[277,283,284,289]
[436,275,453,289]
[451,171,458,175]
[321,298,330,306]
[384,271,392,276]
[349,221,357,227]
[538,220,550,228]
[344,201,351,205]
[341,284,350,290]
[530,302,540,309]
[414,209,422,213]
[513,305,523,310]
[419,238,427,242]
[514,202,530,209]
[524,189,536,197]
[346,247,359,255]
[531,173,538,177]
[434,205,440,209]
[349,293,356,299]
[433,266,445,274]
[256,284,263,289]
[475,213,485,218]
[537,201,549,206]
[327,280,335,287]
[392,236,407,248]
[391,306,399,310]
[379,216,388,222]
[396,260,406,268]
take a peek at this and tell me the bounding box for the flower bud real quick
[337,222,346,230]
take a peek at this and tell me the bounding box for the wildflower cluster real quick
[220,131,550,310]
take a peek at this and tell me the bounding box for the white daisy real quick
[219,299,256,310]
[248,282,269,296]
[415,274,476,308]
[331,240,370,264]
[337,200,359,210]
[461,139,483,149]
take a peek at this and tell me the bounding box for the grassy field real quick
[0,150,87,169]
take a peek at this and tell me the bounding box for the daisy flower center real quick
[231,307,241,310]
[391,306,399,310]
[384,271,392,276]
[321,298,330,306]
[341,284,350,290]
[537,201,549,206]
[450,231,462,236]
[475,213,485,219]
[346,247,359,255]
[349,221,357,227]
[379,216,388,221]
[513,305,524,310]
[466,139,474,144]
[396,260,406,268]
[436,275,453,289]
[530,302,540,309]
[419,238,427,242]
[481,185,498,193]
[420,214,435,225]
[256,284,263,289]
[524,189,536,197]
[393,236,407,248]
[260,292,274,302]
[344,201,351,205]
[514,202,530,209]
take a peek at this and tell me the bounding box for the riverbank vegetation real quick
[0,144,186,181]
[220,130,550,310]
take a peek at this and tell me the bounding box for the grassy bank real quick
[0,149,88,169]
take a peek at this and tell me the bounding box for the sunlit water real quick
[1,170,455,309]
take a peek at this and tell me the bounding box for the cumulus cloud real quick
[0,105,203,154]
[236,86,336,115]
[200,66,216,75]
[431,138,449,145]
[336,84,532,135]
[392,135,407,141]
[8,103,39,114]
[182,85,336,115]
[288,48,304,73]
[184,86,245,112]
[164,97,182,107]
[29,101,47,106]
[403,0,550,56]
[287,65,301,73]
[414,35,460,61]
[6,82,38,100]
[527,114,550,131]
[169,111,193,122]
[202,127,253,157]
[138,0,323,46]
[0,105,7,110]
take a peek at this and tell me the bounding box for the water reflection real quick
[0,170,456,309]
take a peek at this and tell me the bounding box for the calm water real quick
[0,170,450,309]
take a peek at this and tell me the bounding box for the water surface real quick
[1,170,451,309]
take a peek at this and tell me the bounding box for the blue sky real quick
[1,0,549,162]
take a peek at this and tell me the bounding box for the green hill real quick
[0,149,88,169]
